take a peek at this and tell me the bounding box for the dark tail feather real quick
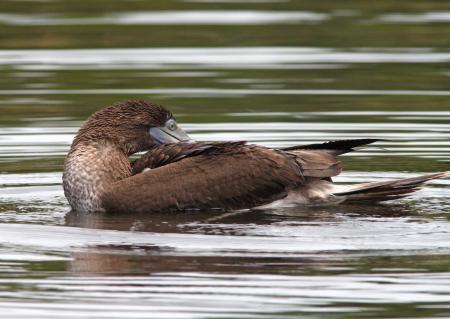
[333,172,448,202]
[282,139,380,155]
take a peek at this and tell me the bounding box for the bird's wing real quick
[102,144,305,213]
[131,141,245,174]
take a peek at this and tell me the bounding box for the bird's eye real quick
[167,119,177,131]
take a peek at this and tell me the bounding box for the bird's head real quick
[71,100,191,155]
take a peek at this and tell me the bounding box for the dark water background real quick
[0,1,450,318]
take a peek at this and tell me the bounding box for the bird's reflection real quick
[63,202,425,276]
[65,202,418,234]
[65,209,261,233]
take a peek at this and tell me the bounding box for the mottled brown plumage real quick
[63,100,447,214]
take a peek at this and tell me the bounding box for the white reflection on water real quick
[1,88,450,96]
[1,48,449,70]
[0,98,66,105]
[0,11,328,26]
[378,11,450,23]
[186,0,290,3]
[133,71,224,78]
[230,111,450,116]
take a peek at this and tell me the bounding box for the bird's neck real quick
[63,142,132,213]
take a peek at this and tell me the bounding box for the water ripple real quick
[378,11,450,23]
[1,48,449,71]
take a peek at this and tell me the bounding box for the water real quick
[1,0,450,318]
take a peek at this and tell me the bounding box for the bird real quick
[62,100,447,213]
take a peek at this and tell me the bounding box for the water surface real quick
[0,0,449,318]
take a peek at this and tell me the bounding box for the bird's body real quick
[63,100,446,213]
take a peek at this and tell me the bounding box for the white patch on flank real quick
[260,179,348,208]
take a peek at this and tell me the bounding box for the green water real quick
[0,0,449,318]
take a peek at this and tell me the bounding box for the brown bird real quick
[63,100,447,213]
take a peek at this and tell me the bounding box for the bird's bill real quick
[149,126,193,144]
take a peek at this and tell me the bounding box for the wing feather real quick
[132,141,246,174]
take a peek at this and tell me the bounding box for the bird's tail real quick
[333,172,448,202]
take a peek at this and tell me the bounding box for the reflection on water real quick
[0,11,329,26]
[378,12,450,23]
[1,47,449,68]
[0,0,450,318]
